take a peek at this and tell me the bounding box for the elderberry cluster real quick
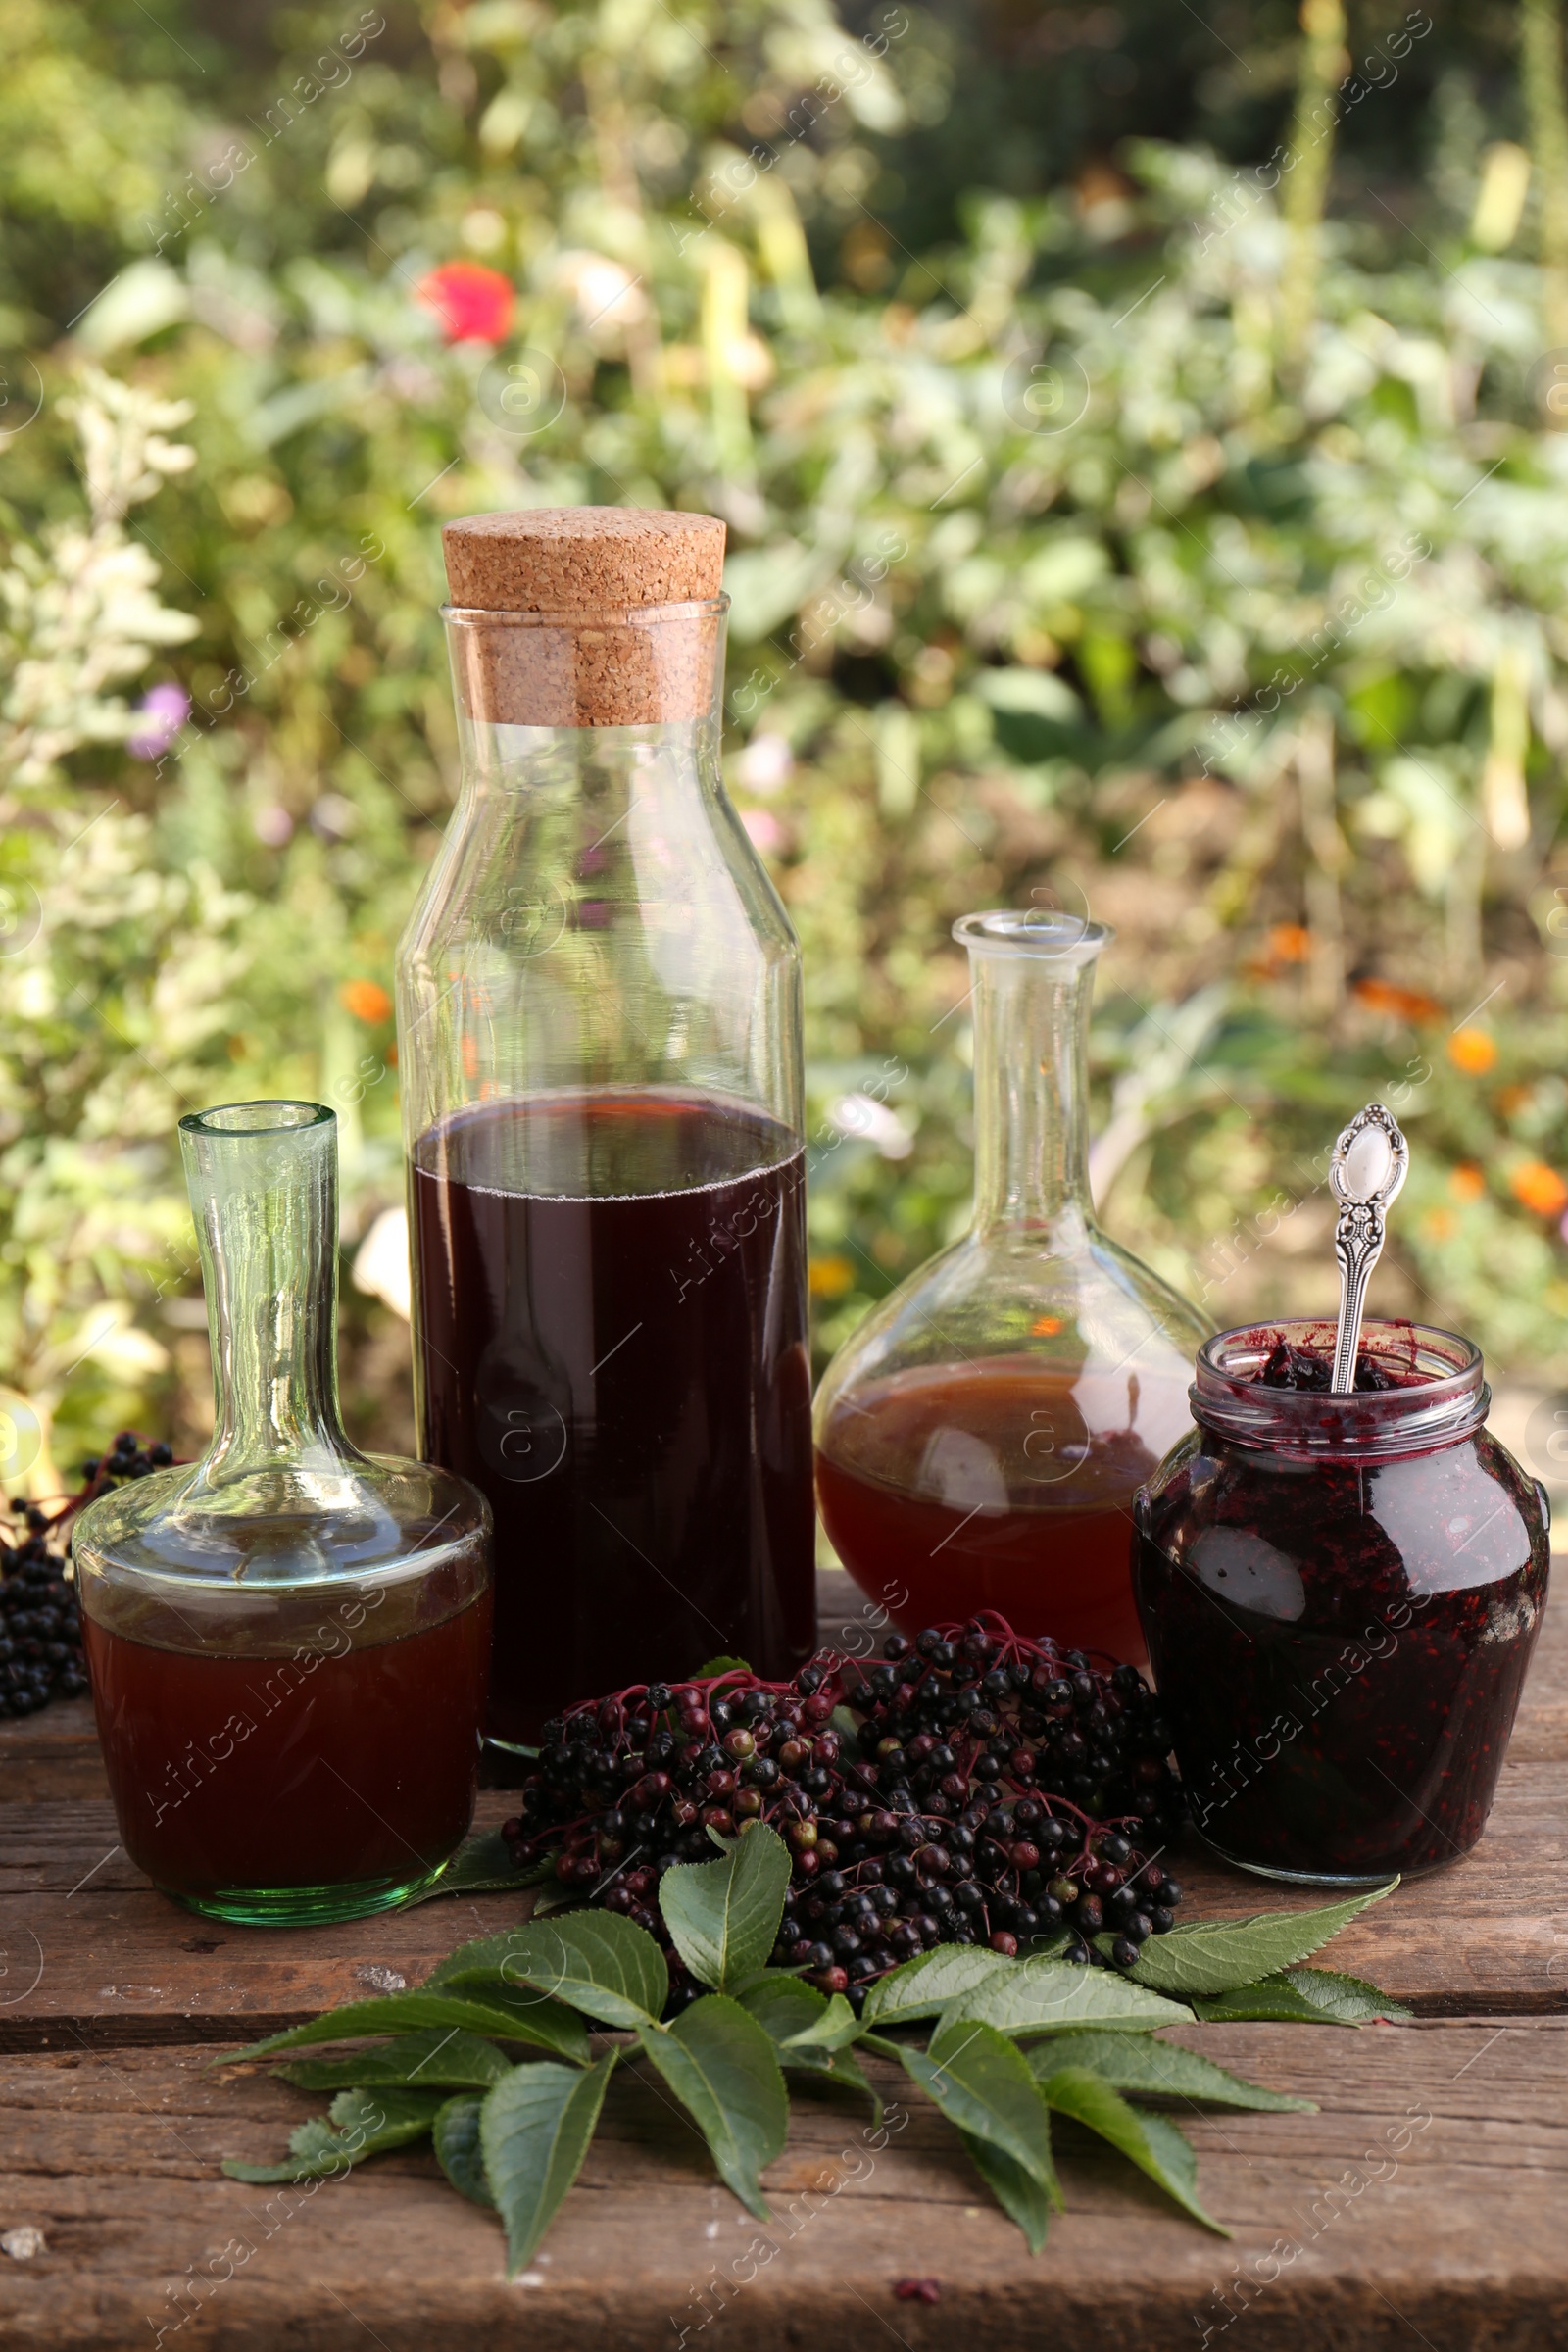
[0,1508,86,1715]
[80,1431,176,1487]
[0,1431,175,1720]
[502,1612,1187,2010]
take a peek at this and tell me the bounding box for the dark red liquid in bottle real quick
[817,1361,1192,1668]
[411,1091,815,1741]
[82,1593,491,1911]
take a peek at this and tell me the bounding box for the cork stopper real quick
[441,509,726,727]
[443,508,726,612]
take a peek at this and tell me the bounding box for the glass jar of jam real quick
[1133,1317,1549,1884]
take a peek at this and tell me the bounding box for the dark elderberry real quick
[497,1611,1187,2014]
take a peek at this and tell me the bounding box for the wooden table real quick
[3,1575,1565,2349]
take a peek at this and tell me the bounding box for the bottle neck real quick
[970,948,1099,1238]
[179,1105,350,1487]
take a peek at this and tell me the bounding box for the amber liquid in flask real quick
[814,911,1206,1667]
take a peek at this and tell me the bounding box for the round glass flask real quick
[74,1102,492,1925]
[814,909,1207,1664]
[396,510,814,1744]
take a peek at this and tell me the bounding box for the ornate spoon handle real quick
[1331,1200,1386,1395]
[1328,1102,1409,1396]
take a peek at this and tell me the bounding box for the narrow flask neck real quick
[969,943,1100,1238]
[179,1104,351,1485]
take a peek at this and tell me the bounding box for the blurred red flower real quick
[416,261,514,345]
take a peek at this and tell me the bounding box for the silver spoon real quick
[1328,1102,1409,1394]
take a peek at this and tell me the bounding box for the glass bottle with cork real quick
[397,509,814,1745]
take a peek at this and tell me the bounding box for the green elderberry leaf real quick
[780,1991,861,2052]
[1035,2066,1229,2234]
[900,2017,1059,2209]
[394,1827,557,1906]
[658,1822,792,1993]
[959,2129,1054,2255]
[943,1953,1192,2038]
[692,1655,753,1678]
[1124,1883,1397,1996]
[1024,2032,1315,2111]
[222,1986,590,2069]
[432,2094,494,2207]
[858,1943,1016,2027]
[429,1910,668,2028]
[1189,1963,1412,2026]
[221,2087,444,2184]
[480,2053,617,2275]
[737,1973,881,2118]
[529,1883,582,1917]
[276,2028,513,2094]
[634,1994,789,2218]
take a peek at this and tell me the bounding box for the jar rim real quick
[1191,1316,1487,1456]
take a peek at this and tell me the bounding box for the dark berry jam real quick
[1256,1339,1406,1392]
[1133,1319,1549,1884]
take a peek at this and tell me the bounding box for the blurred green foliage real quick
[6,0,1568,1481]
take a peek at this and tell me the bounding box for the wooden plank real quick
[0,1699,108,1805]
[0,2021,1563,2351]
[0,1583,1562,2345]
[0,1582,1560,2051]
[1,1754,1564,2049]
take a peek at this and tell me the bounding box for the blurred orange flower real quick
[1031,1315,1063,1336]
[809,1255,854,1298]
[1422,1206,1457,1243]
[1450,1163,1486,1202]
[1267,924,1312,963]
[1352,976,1445,1023]
[341,979,392,1024]
[1447,1027,1497,1075]
[1510,1161,1568,1217]
[1496,1083,1533,1119]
